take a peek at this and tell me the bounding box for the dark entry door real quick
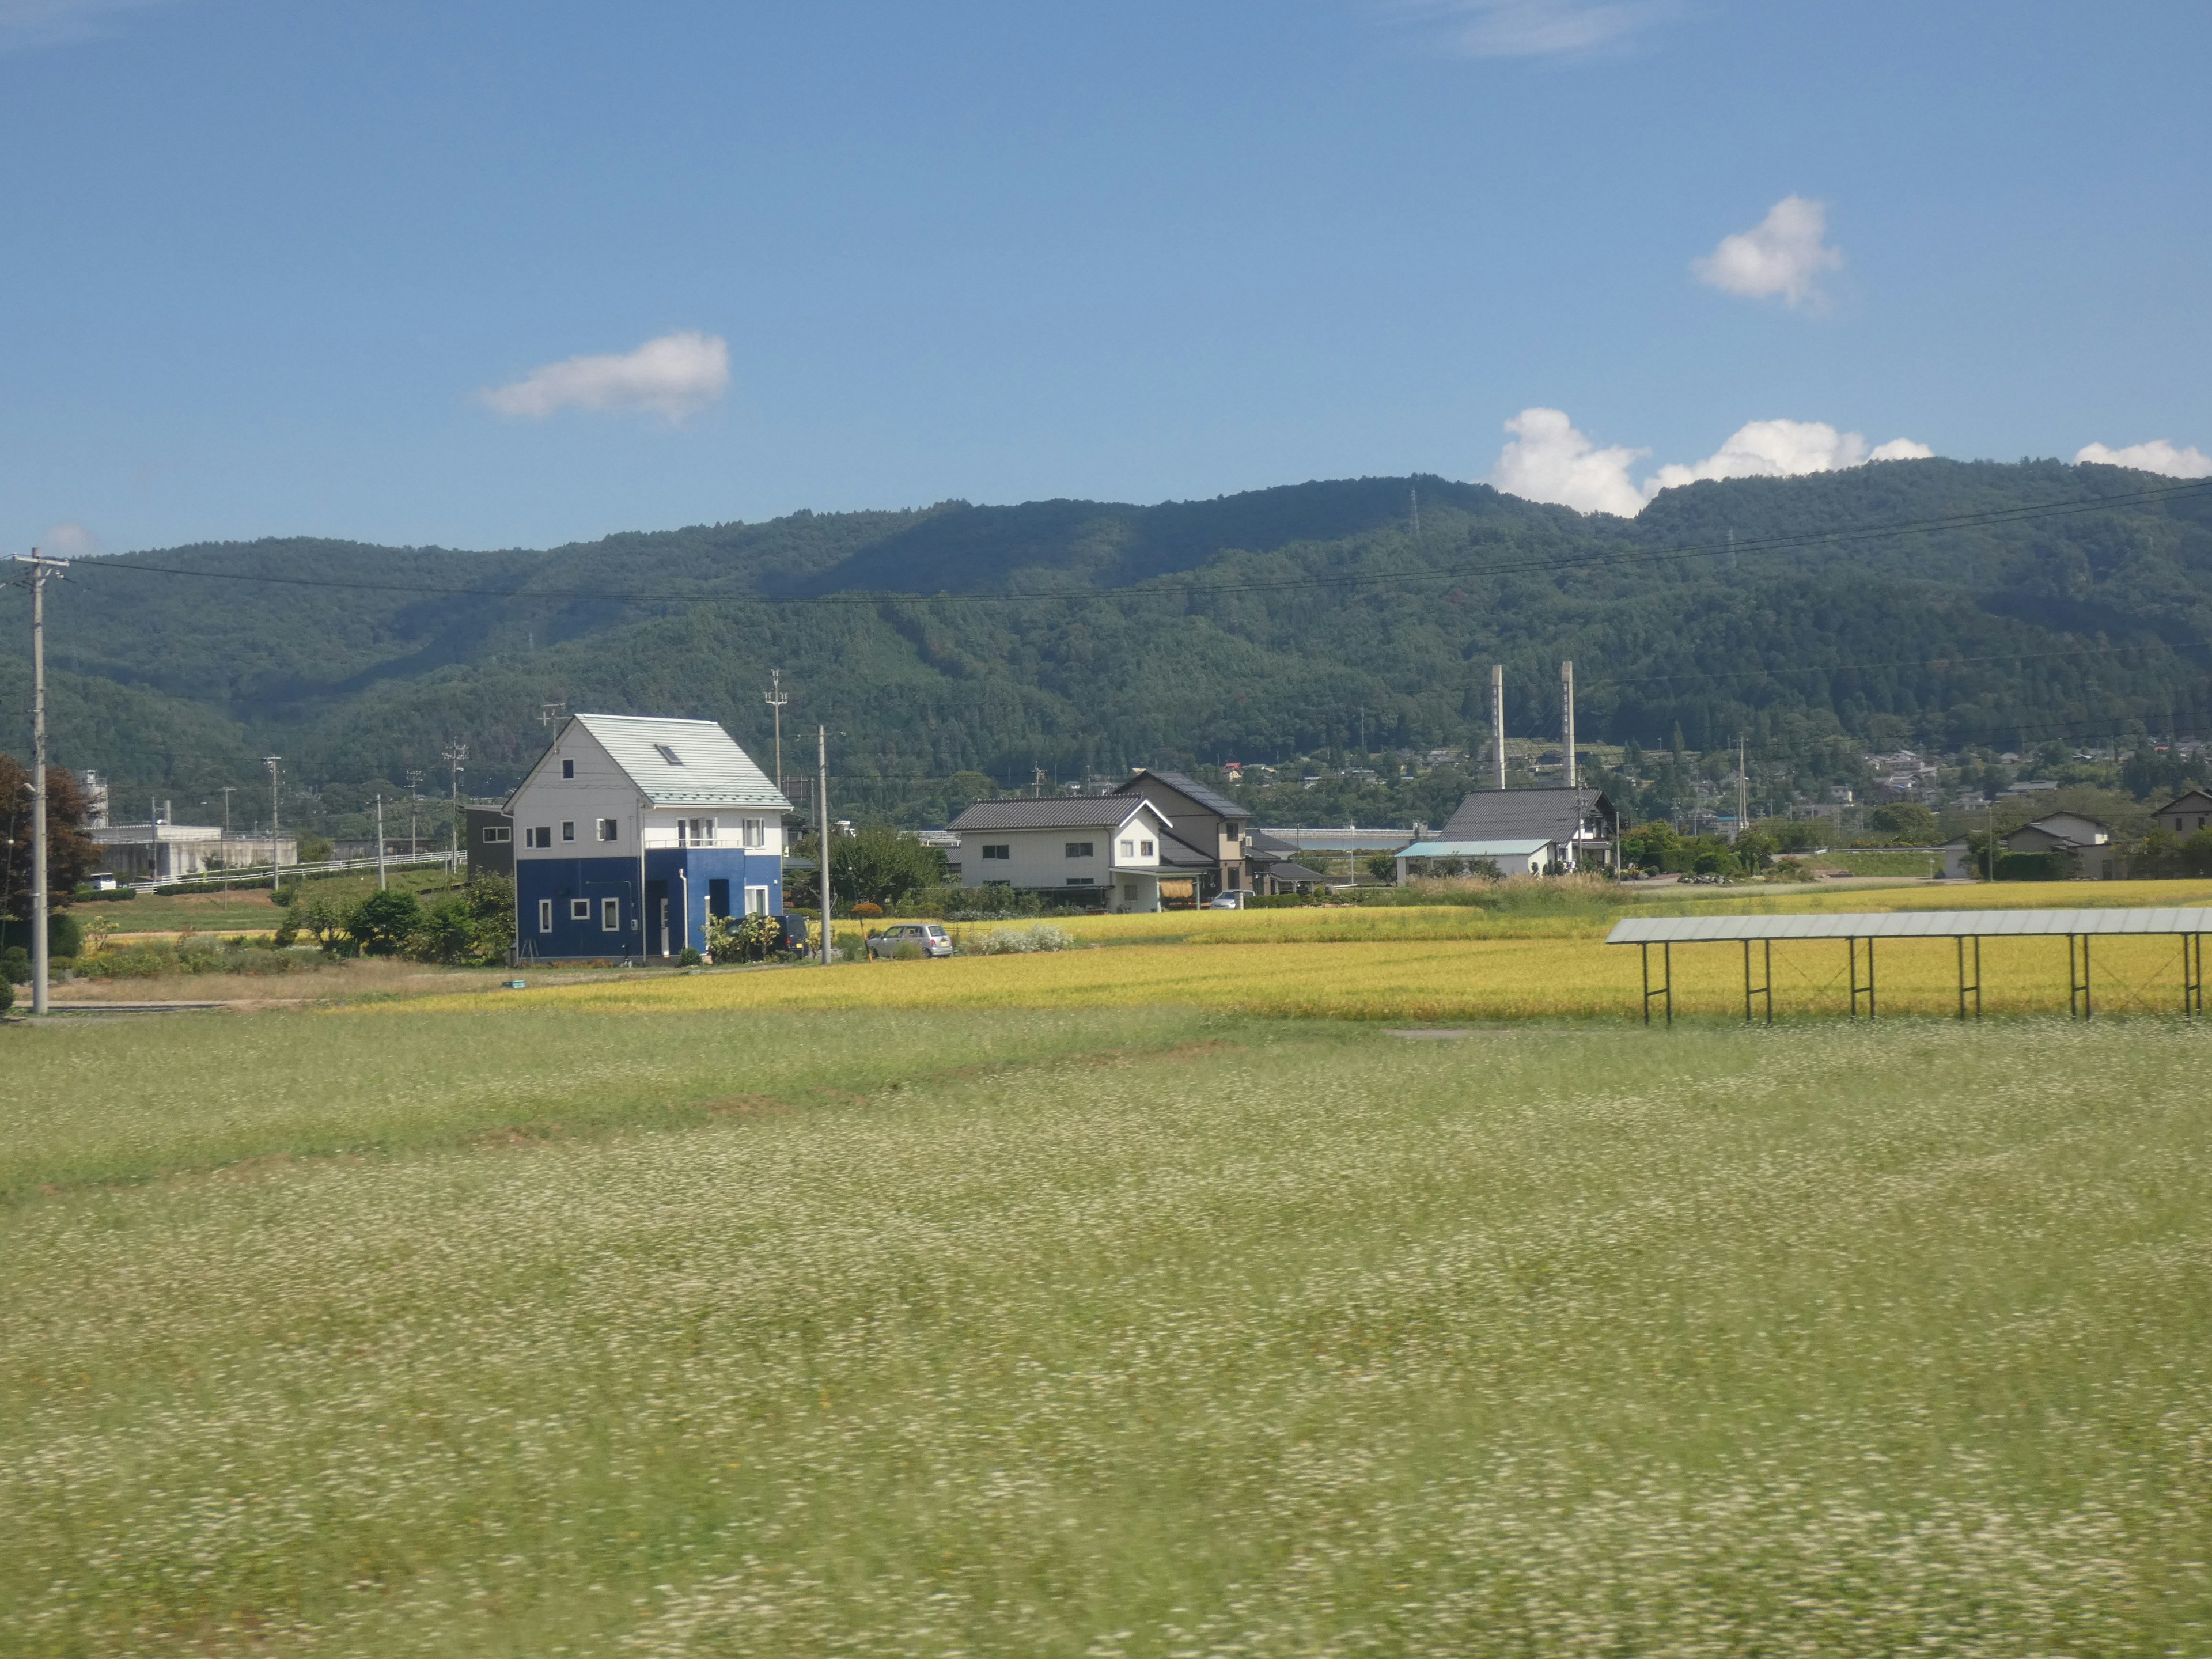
[645,880,669,957]
[708,878,731,919]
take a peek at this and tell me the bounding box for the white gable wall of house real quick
[956,804,1171,911]
[507,723,786,857]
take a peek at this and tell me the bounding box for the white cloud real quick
[1645,419,1931,493]
[1412,0,1673,58]
[38,521,101,557]
[482,331,730,423]
[1488,407,1649,516]
[1488,409,1934,515]
[2074,438,2212,479]
[1692,195,1842,310]
[0,0,165,51]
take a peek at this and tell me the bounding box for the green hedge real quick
[73,884,135,901]
[0,914,83,958]
[154,876,278,896]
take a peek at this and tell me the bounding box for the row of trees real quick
[280,877,514,964]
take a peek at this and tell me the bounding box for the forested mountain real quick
[4,459,2210,831]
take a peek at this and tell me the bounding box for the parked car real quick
[1204,890,1249,910]
[866,923,953,959]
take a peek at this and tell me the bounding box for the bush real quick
[0,975,12,1014]
[706,911,788,964]
[410,899,479,965]
[677,946,704,968]
[344,888,423,956]
[968,923,1077,955]
[72,884,134,901]
[0,914,82,959]
[1,946,27,985]
[896,883,1041,922]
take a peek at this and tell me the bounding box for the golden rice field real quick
[7,1011,2212,1654]
[410,912,2212,1027]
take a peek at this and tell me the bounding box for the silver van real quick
[866,923,954,959]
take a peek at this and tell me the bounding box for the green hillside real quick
[3,460,2209,832]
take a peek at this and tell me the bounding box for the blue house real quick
[506,713,794,961]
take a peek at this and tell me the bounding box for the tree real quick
[1619,820,1680,872]
[344,888,422,956]
[1867,802,1939,843]
[0,757,98,925]
[831,825,948,908]
[411,899,477,964]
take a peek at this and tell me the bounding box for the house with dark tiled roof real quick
[1108,769,1253,900]
[2154,790,2212,839]
[1433,786,1618,873]
[945,796,1181,911]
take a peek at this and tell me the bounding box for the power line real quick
[51,475,2212,612]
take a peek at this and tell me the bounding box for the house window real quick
[745,885,770,916]
[1119,839,1134,856]
[1065,841,1094,858]
[679,817,717,847]
[654,744,683,766]
[537,899,553,932]
[525,826,552,849]
[570,899,592,921]
[740,817,767,848]
[1122,883,1138,902]
[601,897,621,932]
[946,862,961,876]
[561,821,575,842]
[1067,876,1096,886]
[982,844,1010,860]
[1140,839,1154,857]
[596,817,618,842]
[562,759,574,779]
[482,826,512,844]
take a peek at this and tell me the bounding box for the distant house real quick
[508,713,791,961]
[1109,770,1251,900]
[467,805,515,878]
[1434,786,1618,872]
[946,797,1179,911]
[2005,812,2113,878]
[1393,837,1563,881]
[2154,790,2212,838]
[92,820,297,882]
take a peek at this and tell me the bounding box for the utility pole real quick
[817,725,831,967]
[1560,660,1577,791]
[376,795,388,890]
[406,770,423,857]
[1736,734,1748,842]
[442,738,468,877]
[263,756,282,895]
[1491,665,1507,790]
[1409,483,1421,541]
[764,669,788,793]
[14,551,66,1016]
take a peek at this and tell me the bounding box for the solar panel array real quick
[1607,908,2212,945]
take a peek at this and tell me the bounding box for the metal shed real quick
[1607,907,2212,1024]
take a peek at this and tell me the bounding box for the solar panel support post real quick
[2186,933,2203,1018]
[1743,938,1772,1025]
[1640,940,1672,1027]
[1956,935,1981,1021]
[1849,937,1876,1020]
[2069,934,2092,1020]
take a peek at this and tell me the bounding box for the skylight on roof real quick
[654,744,683,765]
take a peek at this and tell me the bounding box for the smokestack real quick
[1560,661,1577,792]
[1491,665,1506,790]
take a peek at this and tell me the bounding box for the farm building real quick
[1432,786,1618,873]
[508,713,792,961]
[945,797,1179,911]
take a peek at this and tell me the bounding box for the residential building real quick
[1108,769,1251,899]
[1437,786,1618,871]
[507,713,791,961]
[2005,812,2113,877]
[1393,837,1564,881]
[945,797,1178,911]
[467,805,516,878]
[2154,790,2212,838]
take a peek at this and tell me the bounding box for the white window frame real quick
[600,897,621,932]
[1066,841,1094,858]
[1140,839,1155,857]
[982,844,1010,860]
[678,817,717,847]
[561,759,574,778]
[740,816,766,849]
[562,821,576,842]
[570,899,591,921]
[537,898,553,932]
[745,885,770,916]
[596,817,618,843]
[483,825,512,844]
[1119,838,1135,857]
[526,826,552,849]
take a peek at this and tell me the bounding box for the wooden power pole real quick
[817,725,831,966]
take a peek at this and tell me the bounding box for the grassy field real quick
[6,1008,2212,1654]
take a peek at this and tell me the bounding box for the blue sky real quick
[3,0,2207,552]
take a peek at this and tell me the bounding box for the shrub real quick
[1,946,27,985]
[410,899,479,965]
[677,946,704,968]
[969,923,1077,955]
[71,884,134,901]
[0,975,12,1014]
[896,883,1040,922]
[706,911,787,964]
[344,889,423,956]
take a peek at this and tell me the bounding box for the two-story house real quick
[507,713,792,961]
[945,797,1179,911]
[1108,769,1251,900]
[1432,786,1618,872]
[2155,790,2212,839]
